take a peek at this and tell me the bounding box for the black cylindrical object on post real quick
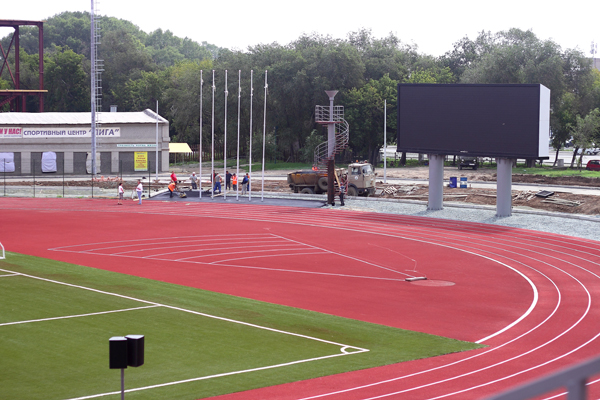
[109,336,128,369]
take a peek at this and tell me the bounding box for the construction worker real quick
[339,175,346,207]
[241,173,249,195]
[168,181,177,198]
[232,173,238,191]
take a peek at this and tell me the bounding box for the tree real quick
[44,46,89,111]
[345,74,398,165]
[99,28,155,111]
[570,108,600,169]
[162,60,213,144]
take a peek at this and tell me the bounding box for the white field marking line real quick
[47,233,274,252]
[143,244,309,259]
[0,272,19,277]
[210,251,328,264]
[67,351,367,400]
[80,238,284,256]
[271,234,415,278]
[175,247,314,261]
[0,305,160,327]
[211,258,406,282]
[299,243,600,399]
[0,267,367,350]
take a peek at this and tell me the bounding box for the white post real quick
[326,91,337,157]
[384,99,387,184]
[155,101,159,182]
[427,154,445,211]
[496,158,513,217]
[261,70,268,201]
[224,70,228,200]
[199,70,203,196]
[211,70,215,200]
[236,70,241,201]
[249,70,253,200]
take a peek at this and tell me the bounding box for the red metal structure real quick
[0,19,46,112]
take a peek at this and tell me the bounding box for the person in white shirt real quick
[118,182,124,205]
[190,172,198,190]
[136,179,143,205]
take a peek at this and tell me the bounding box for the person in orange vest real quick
[232,173,238,191]
[168,181,177,198]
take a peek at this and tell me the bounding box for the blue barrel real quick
[460,177,468,188]
[449,177,457,188]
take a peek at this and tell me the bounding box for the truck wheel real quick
[300,188,314,194]
[317,177,328,191]
[347,186,358,197]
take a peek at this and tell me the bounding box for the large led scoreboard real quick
[396,84,550,159]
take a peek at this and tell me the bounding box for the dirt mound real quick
[509,174,600,187]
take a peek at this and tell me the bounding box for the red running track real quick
[1,197,600,399]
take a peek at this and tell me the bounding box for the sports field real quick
[1,253,481,399]
[1,197,600,399]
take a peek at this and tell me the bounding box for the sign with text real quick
[0,127,23,138]
[134,152,148,171]
[19,127,121,138]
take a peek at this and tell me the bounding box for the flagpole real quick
[211,70,215,200]
[224,70,228,200]
[199,70,203,197]
[261,70,268,202]
[249,70,253,201]
[236,70,241,201]
[384,99,387,184]
[155,100,159,183]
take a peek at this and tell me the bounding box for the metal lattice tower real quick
[90,0,104,174]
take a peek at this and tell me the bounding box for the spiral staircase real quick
[313,104,349,171]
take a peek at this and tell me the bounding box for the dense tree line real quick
[2,12,600,165]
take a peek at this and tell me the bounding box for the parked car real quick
[586,160,600,171]
[458,156,478,170]
[576,148,600,155]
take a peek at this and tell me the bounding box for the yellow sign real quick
[134,152,148,171]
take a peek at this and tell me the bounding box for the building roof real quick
[0,109,168,125]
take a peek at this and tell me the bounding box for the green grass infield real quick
[0,253,485,400]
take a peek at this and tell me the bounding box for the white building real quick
[0,109,169,175]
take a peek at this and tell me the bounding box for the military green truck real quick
[287,162,376,196]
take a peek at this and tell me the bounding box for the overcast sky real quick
[2,0,599,58]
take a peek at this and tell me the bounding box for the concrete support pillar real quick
[161,149,169,173]
[427,154,445,211]
[64,151,74,174]
[496,158,513,217]
[111,151,119,174]
[21,152,31,174]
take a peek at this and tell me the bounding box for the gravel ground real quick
[322,197,600,242]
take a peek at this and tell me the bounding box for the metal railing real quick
[1,160,161,199]
[485,355,600,400]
